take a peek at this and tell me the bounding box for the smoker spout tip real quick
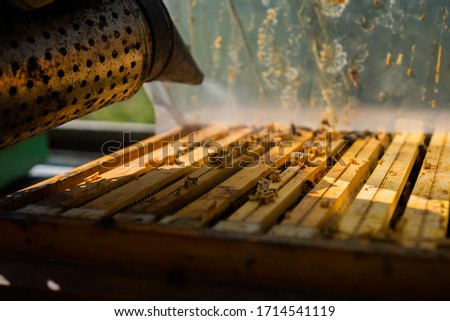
[156,21,204,85]
[138,0,203,85]
[187,66,204,85]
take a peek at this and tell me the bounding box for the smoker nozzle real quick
[0,0,203,149]
[137,0,204,85]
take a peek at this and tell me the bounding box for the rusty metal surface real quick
[0,0,151,148]
[0,0,204,149]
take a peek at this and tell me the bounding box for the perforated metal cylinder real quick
[0,0,152,148]
[0,0,173,148]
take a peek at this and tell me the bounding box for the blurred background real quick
[152,0,449,132]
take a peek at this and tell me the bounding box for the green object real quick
[81,87,155,124]
[0,134,48,189]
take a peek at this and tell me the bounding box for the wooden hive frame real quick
[1,125,450,299]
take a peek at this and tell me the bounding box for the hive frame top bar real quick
[1,124,450,299]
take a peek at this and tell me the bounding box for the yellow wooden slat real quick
[221,127,309,222]
[336,133,409,238]
[214,166,314,233]
[61,128,254,219]
[420,133,450,249]
[216,138,349,234]
[159,134,313,228]
[299,136,388,229]
[124,167,212,214]
[396,195,427,248]
[121,142,267,221]
[280,137,369,226]
[396,132,446,248]
[226,166,302,223]
[0,125,204,212]
[269,135,388,239]
[225,133,342,224]
[123,128,272,216]
[353,132,424,239]
[15,125,228,216]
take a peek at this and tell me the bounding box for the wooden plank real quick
[226,166,302,223]
[214,166,312,233]
[216,138,349,234]
[2,213,450,299]
[396,132,446,248]
[336,133,410,238]
[123,127,274,216]
[159,133,313,228]
[226,132,345,224]
[270,135,388,239]
[15,125,229,216]
[395,194,427,248]
[120,138,268,221]
[300,136,388,228]
[61,128,255,219]
[124,166,212,216]
[0,125,201,211]
[279,137,370,227]
[420,133,450,249]
[352,132,424,240]
[0,258,328,300]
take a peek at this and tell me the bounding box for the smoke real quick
[148,78,450,134]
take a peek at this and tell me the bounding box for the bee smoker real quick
[0,0,203,149]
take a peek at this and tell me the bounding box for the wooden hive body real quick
[1,125,450,299]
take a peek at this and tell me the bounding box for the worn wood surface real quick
[1,213,450,299]
[61,127,254,219]
[397,133,450,249]
[215,137,348,234]
[215,166,301,225]
[337,132,424,241]
[300,136,388,227]
[159,133,313,228]
[122,139,267,221]
[121,128,273,218]
[0,125,201,211]
[13,125,223,216]
[336,133,409,238]
[2,125,450,299]
[281,138,370,226]
[271,135,389,239]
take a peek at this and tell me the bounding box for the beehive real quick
[1,124,450,299]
